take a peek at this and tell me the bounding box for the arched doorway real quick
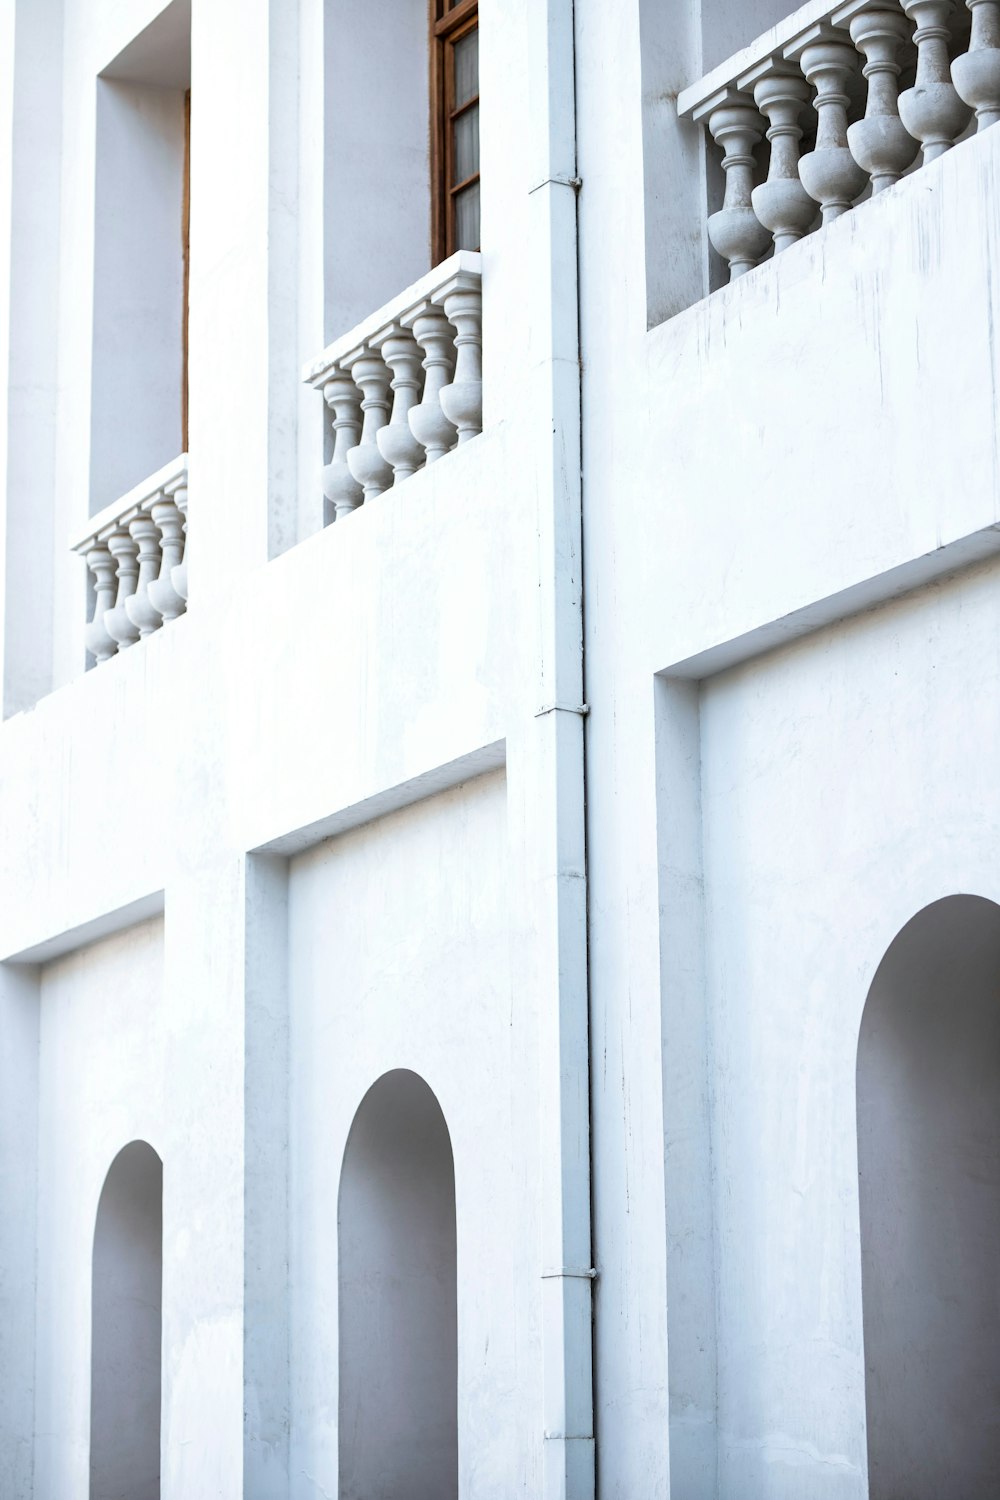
[90,1140,162,1500]
[858,896,1000,1499]
[338,1069,457,1500]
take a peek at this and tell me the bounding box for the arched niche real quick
[90,1139,163,1500]
[338,1069,457,1500]
[858,895,1000,1499]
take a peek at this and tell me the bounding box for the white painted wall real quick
[575,0,1000,1486]
[0,961,40,1500]
[33,917,166,1500]
[3,1,1000,1497]
[0,0,572,1492]
[2,0,63,714]
[287,770,538,1499]
[691,564,1000,1498]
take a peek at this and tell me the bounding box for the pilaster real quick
[2,0,63,716]
[159,860,248,1500]
[187,0,304,605]
[0,961,39,1499]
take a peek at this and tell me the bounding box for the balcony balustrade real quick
[679,0,1000,283]
[71,455,188,664]
[304,251,482,523]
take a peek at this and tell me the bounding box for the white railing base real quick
[680,0,992,286]
[304,252,482,518]
[71,454,189,664]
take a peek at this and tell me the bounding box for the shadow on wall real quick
[637,0,798,327]
[338,1068,458,1500]
[323,0,431,342]
[858,895,1000,1500]
[90,1139,163,1500]
[91,0,191,515]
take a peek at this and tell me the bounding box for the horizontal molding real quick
[663,522,1000,680]
[252,738,507,856]
[3,888,165,966]
[69,452,188,554]
[302,250,482,388]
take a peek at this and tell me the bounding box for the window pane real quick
[453,102,479,185]
[454,180,480,251]
[453,28,478,109]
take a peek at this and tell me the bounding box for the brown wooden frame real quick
[181,88,191,451]
[430,0,479,264]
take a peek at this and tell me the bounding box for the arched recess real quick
[858,896,1000,1499]
[90,1140,163,1500]
[338,1069,457,1500]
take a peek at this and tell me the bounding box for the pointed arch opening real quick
[90,1139,163,1500]
[857,895,1000,1499]
[338,1068,457,1500]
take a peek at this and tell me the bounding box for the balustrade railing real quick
[71,455,188,664]
[679,0,1000,283]
[304,251,482,522]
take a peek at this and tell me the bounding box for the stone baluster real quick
[952,0,1000,130]
[321,373,363,522]
[437,273,483,444]
[84,542,119,663]
[147,487,188,622]
[374,324,427,484]
[702,92,772,280]
[104,526,141,650]
[748,65,818,252]
[171,485,189,603]
[403,301,458,464]
[899,0,973,159]
[345,348,394,502]
[846,8,920,192]
[123,509,165,638]
[796,31,869,221]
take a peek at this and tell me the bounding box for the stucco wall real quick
[286,769,540,1498]
[3,0,999,1495]
[575,0,1000,1490]
[0,2,566,1484]
[33,916,165,1500]
[688,560,1000,1497]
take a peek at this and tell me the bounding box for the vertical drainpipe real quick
[527,1,593,1497]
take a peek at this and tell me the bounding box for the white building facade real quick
[1,1,998,1497]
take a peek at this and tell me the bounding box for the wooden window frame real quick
[430,0,479,265]
[182,88,190,451]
